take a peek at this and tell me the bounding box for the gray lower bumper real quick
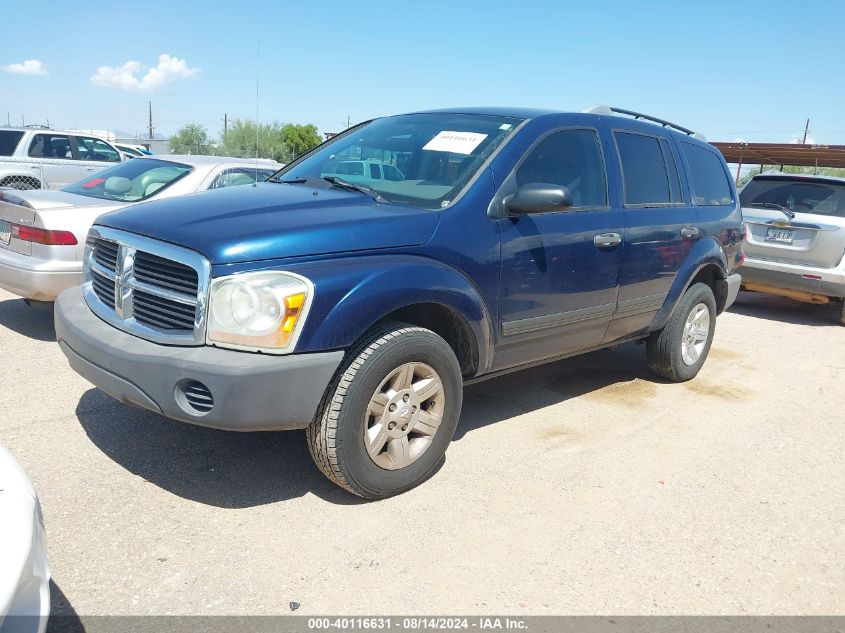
[723,273,742,311]
[54,286,344,431]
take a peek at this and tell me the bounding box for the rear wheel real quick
[647,283,716,382]
[307,323,463,499]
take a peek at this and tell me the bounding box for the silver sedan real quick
[0,444,50,633]
[740,172,845,324]
[0,155,280,301]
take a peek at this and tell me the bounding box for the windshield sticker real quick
[423,131,488,155]
[82,178,106,189]
[499,123,513,130]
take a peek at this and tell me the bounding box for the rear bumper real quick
[55,286,344,431]
[723,273,742,311]
[741,256,845,299]
[0,249,81,301]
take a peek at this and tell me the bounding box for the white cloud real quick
[2,59,48,75]
[790,135,816,145]
[90,54,200,91]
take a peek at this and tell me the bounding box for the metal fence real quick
[0,160,89,191]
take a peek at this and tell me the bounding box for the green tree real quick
[220,119,289,162]
[280,123,322,160]
[169,123,211,155]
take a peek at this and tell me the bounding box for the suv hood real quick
[96,183,441,264]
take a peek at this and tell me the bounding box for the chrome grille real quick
[133,289,196,330]
[134,251,198,297]
[91,273,115,309]
[83,227,210,345]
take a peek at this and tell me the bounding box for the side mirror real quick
[507,183,573,215]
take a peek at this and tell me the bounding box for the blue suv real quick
[54,106,744,498]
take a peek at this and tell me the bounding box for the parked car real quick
[0,155,281,301]
[0,127,125,190]
[54,106,743,499]
[114,143,152,159]
[739,172,845,324]
[0,444,50,633]
[322,159,404,182]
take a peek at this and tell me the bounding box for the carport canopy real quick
[712,142,845,169]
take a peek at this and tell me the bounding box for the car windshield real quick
[272,113,523,209]
[741,177,845,218]
[63,158,192,202]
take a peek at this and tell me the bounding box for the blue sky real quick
[2,0,844,145]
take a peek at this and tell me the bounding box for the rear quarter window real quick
[682,142,734,206]
[0,131,24,156]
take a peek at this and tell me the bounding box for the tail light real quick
[10,223,78,246]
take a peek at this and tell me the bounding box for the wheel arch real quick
[290,255,494,378]
[650,236,728,331]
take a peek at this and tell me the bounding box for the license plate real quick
[765,226,794,244]
[0,220,10,246]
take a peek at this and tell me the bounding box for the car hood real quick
[96,183,441,264]
[1,188,122,211]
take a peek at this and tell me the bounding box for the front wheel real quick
[646,283,717,382]
[307,323,463,499]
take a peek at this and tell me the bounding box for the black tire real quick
[646,283,717,382]
[307,322,463,499]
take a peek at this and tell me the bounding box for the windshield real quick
[273,113,522,209]
[741,177,845,218]
[63,158,192,202]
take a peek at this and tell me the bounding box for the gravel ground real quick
[1,287,843,618]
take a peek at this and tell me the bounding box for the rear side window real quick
[682,142,733,206]
[28,134,72,159]
[336,161,364,176]
[0,131,24,156]
[615,132,674,206]
[515,128,607,208]
[369,163,381,179]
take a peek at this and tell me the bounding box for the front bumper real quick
[55,286,344,431]
[0,250,81,301]
[741,256,845,299]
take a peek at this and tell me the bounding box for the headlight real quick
[207,271,313,353]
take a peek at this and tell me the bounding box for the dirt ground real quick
[1,287,843,619]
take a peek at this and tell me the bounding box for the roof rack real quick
[583,105,706,141]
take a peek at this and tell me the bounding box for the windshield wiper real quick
[322,176,386,203]
[745,202,796,220]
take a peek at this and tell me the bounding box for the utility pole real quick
[801,118,810,144]
[224,113,228,138]
[346,115,350,129]
[148,101,154,140]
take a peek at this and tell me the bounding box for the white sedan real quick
[0,155,281,302]
[0,445,49,633]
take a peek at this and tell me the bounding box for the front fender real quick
[283,255,494,375]
[651,236,728,331]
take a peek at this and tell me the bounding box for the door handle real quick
[85,167,96,171]
[680,226,700,239]
[593,232,622,248]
